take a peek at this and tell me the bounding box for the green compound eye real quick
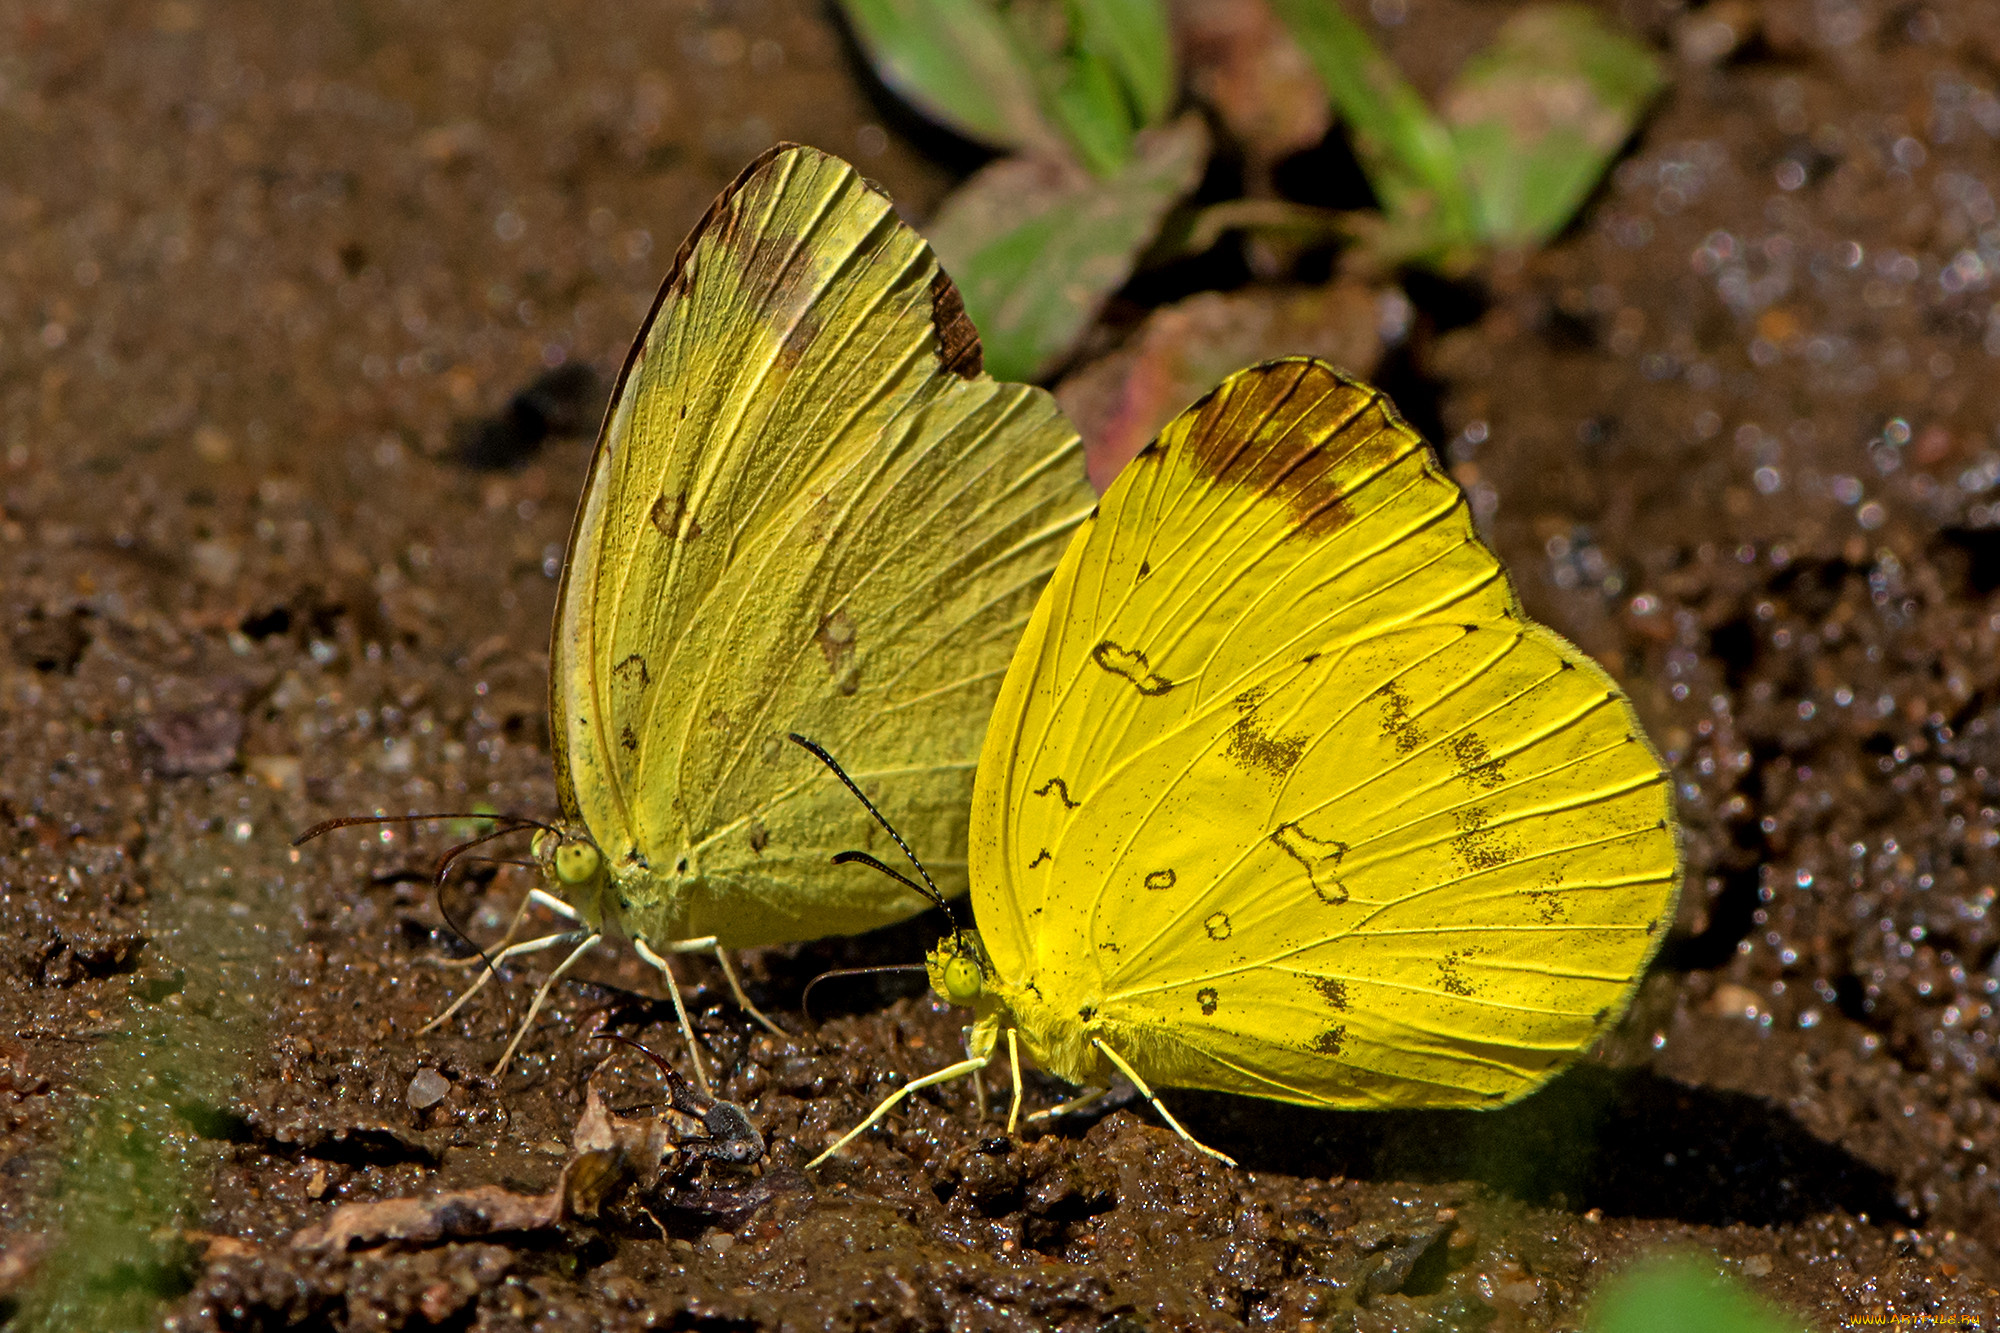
[942,952,983,1004]
[553,841,602,885]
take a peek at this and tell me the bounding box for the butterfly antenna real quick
[430,821,542,888]
[786,734,952,919]
[432,872,520,1032]
[800,963,929,1027]
[292,811,555,847]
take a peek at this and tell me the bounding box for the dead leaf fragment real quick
[291,1184,563,1252]
[1057,279,1384,488]
[1172,0,1330,178]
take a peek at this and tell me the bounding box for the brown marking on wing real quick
[748,819,769,853]
[1204,911,1232,941]
[928,268,983,379]
[648,492,701,541]
[1271,821,1349,905]
[1374,680,1426,755]
[817,610,856,674]
[1312,975,1350,1010]
[1436,950,1476,997]
[1527,869,1568,924]
[1448,731,1507,790]
[1197,987,1219,1016]
[1033,776,1081,808]
[1312,1025,1347,1055]
[1143,869,1177,891]
[1090,640,1173,695]
[612,654,650,689]
[1450,807,1515,873]
[1225,700,1307,777]
[1177,359,1424,538]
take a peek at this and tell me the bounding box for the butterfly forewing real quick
[555,145,1094,948]
[973,357,1680,1107]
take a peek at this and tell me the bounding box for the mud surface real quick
[4,0,2000,1328]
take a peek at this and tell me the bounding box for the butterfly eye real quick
[553,840,602,885]
[941,953,983,1004]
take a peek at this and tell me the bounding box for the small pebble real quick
[406,1068,450,1109]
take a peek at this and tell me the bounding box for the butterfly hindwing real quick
[973,358,1680,1108]
[555,145,1094,948]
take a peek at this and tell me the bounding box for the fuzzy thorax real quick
[923,931,1103,1087]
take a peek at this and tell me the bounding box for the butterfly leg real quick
[1026,1088,1109,1122]
[1005,1028,1025,1135]
[709,947,789,1038]
[488,930,602,1078]
[806,1050,993,1170]
[436,887,580,969]
[631,937,714,1099]
[419,925,585,1035]
[1091,1039,1237,1168]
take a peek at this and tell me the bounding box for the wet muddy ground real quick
[5,0,2000,1328]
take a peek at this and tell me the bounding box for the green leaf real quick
[1588,1255,1808,1333]
[928,116,1210,381]
[1443,3,1665,247]
[1048,45,1137,175]
[1073,0,1176,127]
[1266,0,1475,254]
[834,0,1066,156]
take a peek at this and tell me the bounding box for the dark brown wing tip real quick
[1174,356,1407,537]
[664,144,810,293]
[928,267,984,380]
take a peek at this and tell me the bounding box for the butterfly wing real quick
[973,357,1680,1107]
[554,145,1094,949]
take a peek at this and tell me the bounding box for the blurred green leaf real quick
[1588,1255,1808,1333]
[1073,0,1177,127]
[1046,44,1137,174]
[1265,0,1475,257]
[928,115,1210,381]
[835,0,1066,156]
[840,0,1174,176]
[1443,3,1665,247]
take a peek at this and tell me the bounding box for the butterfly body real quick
[374,143,1092,1083]
[959,357,1681,1118]
[809,358,1680,1162]
[545,145,1095,959]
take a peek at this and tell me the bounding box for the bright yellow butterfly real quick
[810,357,1682,1165]
[416,144,1095,1083]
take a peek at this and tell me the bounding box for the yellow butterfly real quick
[393,145,1094,1084]
[808,357,1682,1166]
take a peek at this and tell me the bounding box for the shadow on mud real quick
[1170,1064,1907,1229]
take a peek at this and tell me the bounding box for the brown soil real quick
[4,0,2000,1329]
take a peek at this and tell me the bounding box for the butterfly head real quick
[533,827,609,911]
[925,930,992,1008]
